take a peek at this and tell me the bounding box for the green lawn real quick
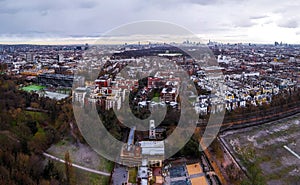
[21,85,45,92]
[128,167,137,183]
[99,158,114,172]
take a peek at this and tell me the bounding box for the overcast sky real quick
[0,0,300,44]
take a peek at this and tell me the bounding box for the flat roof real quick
[155,176,163,184]
[139,141,164,148]
[138,166,148,179]
[139,141,164,156]
[141,179,148,185]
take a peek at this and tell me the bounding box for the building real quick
[148,77,164,89]
[73,87,87,107]
[58,53,64,62]
[120,127,142,166]
[195,102,208,115]
[160,87,177,102]
[37,73,75,87]
[139,141,164,167]
[26,53,34,62]
[95,78,111,88]
[138,159,149,185]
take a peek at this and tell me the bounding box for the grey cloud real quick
[40,10,48,16]
[278,19,299,28]
[263,20,273,25]
[0,0,97,15]
[105,21,192,37]
[224,34,248,38]
[232,19,257,28]
[187,0,219,6]
[0,7,20,14]
[250,15,268,20]
[273,3,300,28]
[79,1,98,9]
[69,34,100,38]
[0,0,20,14]
[145,0,218,9]
[0,0,299,43]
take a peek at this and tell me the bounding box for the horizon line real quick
[0,36,299,46]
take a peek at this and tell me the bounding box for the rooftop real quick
[139,141,165,156]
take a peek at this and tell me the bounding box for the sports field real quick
[21,85,45,92]
[170,165,186,178]
[186,163,203,175]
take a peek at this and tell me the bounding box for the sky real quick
[0,0,300,44]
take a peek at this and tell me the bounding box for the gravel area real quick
[47,140,107,172]
[221,114,300,185]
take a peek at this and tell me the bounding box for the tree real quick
[0,75,65,184]
[64,151,75,185]
[28,130,47,154]
[240,148,266,185]
[225,163,242,183]
[241,162,266,185]
[43,160,61,181]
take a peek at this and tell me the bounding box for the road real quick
[43,152,111,176]
[111,165,128,185]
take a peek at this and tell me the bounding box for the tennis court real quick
[169,165,186,178]
[186,163,203,176]
[190,176,208,185]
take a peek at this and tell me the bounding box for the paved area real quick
[112,165,128,185]
[170,176,187,182]
[170,180,190,185]
[47,141,104,171]
[189,173,205,179]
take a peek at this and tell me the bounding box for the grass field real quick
[21,84,45,92]
[51,160,110,185]
[221,114,300,185]
[128,167,137,183]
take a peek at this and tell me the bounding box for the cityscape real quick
[0,40,299,185]
[0,1,300,185]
